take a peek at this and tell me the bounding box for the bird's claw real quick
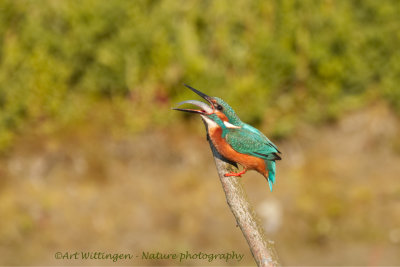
[224,172,242,177]
[224,168,247,177]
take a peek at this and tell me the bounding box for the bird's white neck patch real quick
[223,121,241,129]
[200,115,241,130]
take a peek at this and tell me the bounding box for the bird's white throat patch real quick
[200,115,219,129]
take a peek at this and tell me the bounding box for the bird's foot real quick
[224,169,247,177]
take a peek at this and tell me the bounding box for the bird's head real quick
[172,84,242,128]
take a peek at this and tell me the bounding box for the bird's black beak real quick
[172,84,214,115]
[183,84,214,106]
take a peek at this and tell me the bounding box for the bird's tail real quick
[266,160,276,192]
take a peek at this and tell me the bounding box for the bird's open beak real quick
[172,84,214,115]
[172,100,213,114]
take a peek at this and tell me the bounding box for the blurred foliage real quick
[1,0,400,151]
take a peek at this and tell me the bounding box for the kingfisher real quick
[173,84,281,191]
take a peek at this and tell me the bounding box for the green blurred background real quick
[1,0,400,265]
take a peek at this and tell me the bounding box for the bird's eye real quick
[216,104,223,111]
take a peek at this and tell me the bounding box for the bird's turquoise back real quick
[242,123,280,152]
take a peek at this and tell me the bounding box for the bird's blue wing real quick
[225,128,281,161]
[242,123,281,153]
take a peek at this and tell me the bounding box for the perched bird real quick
[173,84,281,191]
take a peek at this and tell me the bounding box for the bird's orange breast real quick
[209,127,268,177]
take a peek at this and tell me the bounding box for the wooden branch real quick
[203,120,281,267]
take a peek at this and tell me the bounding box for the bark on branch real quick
[203,120,281,267]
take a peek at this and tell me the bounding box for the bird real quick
[173,84,281,191]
